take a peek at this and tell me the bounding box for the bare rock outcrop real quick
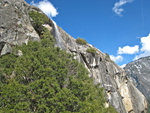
[0,0,40,55]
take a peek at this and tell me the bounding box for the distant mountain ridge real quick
[124,56,150,104]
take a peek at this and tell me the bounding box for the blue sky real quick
[26,0,150,67]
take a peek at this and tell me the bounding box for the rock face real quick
[57,26,148,113]
[124,56,150,104]
[0,0,148,112]
[0,0,40,55]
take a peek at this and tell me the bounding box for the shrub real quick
[76,38,87,45]
[29,11,50,36]
[105,53,111,61]
[86,47,96,54]
[29,11,55,46]
[29,11,49,27]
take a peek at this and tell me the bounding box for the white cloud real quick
[110,55,123,63]
[134,34,150,60]
[31,0,58,17]
[118,45,139,54]
[120,64,126,68]
[141,34,150,52]
[112,0,133,16]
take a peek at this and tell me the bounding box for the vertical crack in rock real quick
[0,42,6,54]
[80,52,91,69]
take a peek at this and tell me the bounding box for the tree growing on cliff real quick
[76,38,87,45]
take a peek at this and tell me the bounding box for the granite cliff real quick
[0,0,148,112]
[124,56,150,106]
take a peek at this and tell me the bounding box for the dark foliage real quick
[86,47,97,55]
[76,38,87,45]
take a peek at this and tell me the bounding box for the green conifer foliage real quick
[0,38,117,112]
